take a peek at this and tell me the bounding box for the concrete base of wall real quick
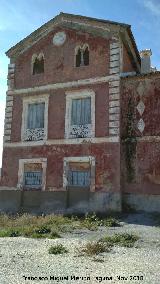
[0,189,121,214]
[123,193,160,213]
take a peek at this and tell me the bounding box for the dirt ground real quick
[0,213,160,284]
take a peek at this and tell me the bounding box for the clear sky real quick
[0,0,160,166]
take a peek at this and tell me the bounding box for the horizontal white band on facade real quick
[136,136,160,142]
[109,114,120,121]
[109,100,120,107]
[4,136,120,148]
[110,61,120,68]
[7,75,120,96]
[109,93,120,100]
[109,121,119,127]
[109,107,120,114]
[109,128,119,135]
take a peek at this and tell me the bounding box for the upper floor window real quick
[32,53,44,75]
[75,45,89,67]
[21,95,49,142]
[71,98,91,126]
[27,103,45,130]
[65,90,95,139]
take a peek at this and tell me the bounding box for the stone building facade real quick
[0,13,159,213]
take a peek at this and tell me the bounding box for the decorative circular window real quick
[53,31,66,46]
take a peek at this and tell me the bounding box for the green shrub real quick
[101,233,139,248]
[80,241,111,256]
[48,244,68,255]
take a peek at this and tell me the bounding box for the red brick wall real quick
[121,74,160,195]
[1,143,120,192]
[121,75,160,137]
[11,83,109,142]
[14,28,110,89]
[122,44,136,73]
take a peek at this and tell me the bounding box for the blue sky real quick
[0,0,160,166]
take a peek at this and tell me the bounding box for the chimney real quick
[139,49,152,74]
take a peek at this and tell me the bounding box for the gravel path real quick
[0,213,160,284]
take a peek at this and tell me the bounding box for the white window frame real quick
[21,94,49,142]
[63,156,95,192]
[65,89,95,139]
[17,158,47,191]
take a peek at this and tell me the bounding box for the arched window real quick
[83,46,89,66]
[76,48,81,67]
[32,53,44,75]
[75,45,89,67]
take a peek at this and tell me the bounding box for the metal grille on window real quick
[68,170,90,187]
[24,102,45,141]
[70,97,91,138]
[24,171,42,188]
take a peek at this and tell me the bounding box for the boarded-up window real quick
[68,162,90,187]
[27,103,45,129]
[33,57,44,75]
[23,163,42,189]
[71,98,91,125]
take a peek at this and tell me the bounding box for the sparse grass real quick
[0,213,121,238]
[48,244,68,255]
[76,213,120,230]
[79,241,111,256]
[103,217,120,227]
[101,233,139,248]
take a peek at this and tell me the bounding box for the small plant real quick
[80,241,111,256]
[101,233,139,248]
[0,229,21,237]
[104,217,120,227]
[50,231,61,239]
[34,226,51,235]
[48,244,68,255]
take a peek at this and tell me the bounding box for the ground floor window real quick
[23,163,42,189]
[63,156,95,191]
[68,162,91,187]
[18,158,47,191]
